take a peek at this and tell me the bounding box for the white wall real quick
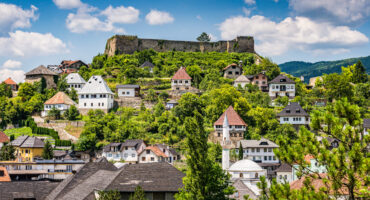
[236,147,279,163]
[230,170,266,179]
[139,150,162,163]
[117,88,135,97]
[269,84,295,97]
[42,104,71,117]
[276,171,293,183]
[67,83,84,92]
[78,94,114,110]
[233,82,249,88]
[279,116,310,125]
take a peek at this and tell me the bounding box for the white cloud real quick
[244,0,256,5]
[0,3,38,34]
[2,60,22,69]
[101,5,139,24]
[289,0,370,25]
[145,10,174,25]
[242,7,252,16]
[0,68,25,83]
[209,34,217,41]
[219,15,369,56]
[0,31,68,57]
[66,12,124,33]
[53,0,83,9]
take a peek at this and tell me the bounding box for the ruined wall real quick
[104,35,255,56]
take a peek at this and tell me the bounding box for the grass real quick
[4,127,55,145]
[65,125,83,138]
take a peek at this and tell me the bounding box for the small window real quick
[91,103,93,107]
[239,173,243,178]
[228,71,232,75]
[185,80,188,83]
[132,154,135,157]
[151,157,154,161]
[146,150,150,154]
[174,80,178,84]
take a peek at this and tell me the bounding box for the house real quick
[3,77,18,91]
[102,139,146,163]
[140,61,155,73]
[138,146,168,163]
[308,76,323,89]
[166,99,178,109]
[234,75,251,88]
[42,92,77,117]
[45,160,185,200]
[10,136,44,162]
[116,84,140,98]
[154,144,181,164]
[78,75,114,114]
[25,65,58,89]
[292,155,326,181]
[277,102,310,128]
[47,65,63,74]
[0,166,11,182]
[171,67,192,90]
[363,118,369,135]
[230,179,258,200]
[0,131,10,149]
[268,74,296,99]
[65,73,86,92]
[60,60,87,74]
[275,163,293,183]
[247,72,268,92]
[214,106,247,141]
[223,63,243,79]
[0,159,85,181]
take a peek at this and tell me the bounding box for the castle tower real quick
[222,114,231,170]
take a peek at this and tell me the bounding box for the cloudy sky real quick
[1,0,370,83]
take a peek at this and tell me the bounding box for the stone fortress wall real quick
[105,35,255,56]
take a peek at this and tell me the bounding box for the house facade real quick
[171,67,192,90]
[247,72,268,92]
[60,60,87,74]
[268,74,295,99]
[0,131,10,149]
[66,73,86,92]
[214,106,247,142]
[3,77,18,91]
[234,75,251,88]
[235,138,279,164]
[223,63,243,79]
[102,140,146,163]
[116,84,140,98]
[166,99,178,110]
[277,102,310,128]
[42,92,77,117]
[275,163,293,183]
[154,144,180,164]
[140,61,154,73]
[78,75,114,114]
[292,155,326,181]
[10,136,44,162]
[25,65,58,89]
[138,146,168,163]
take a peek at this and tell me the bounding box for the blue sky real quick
[1,0,370,82]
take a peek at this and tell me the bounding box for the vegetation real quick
[129,186,147,200]
[0,143,15,161]
[42,140,53,159]
[197,32,211,42]
[97,190,121,200]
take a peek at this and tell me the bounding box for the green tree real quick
[129,186,147,200]
[323,73,354,101]
[0,83,12,98]
[153,100,165,117]
[69,87,78,102]
[176,111,234,200]
[186,65,202,87]
[275,96,289,107]
[97,190,121,200]
[238,142,243,160]
[64,105,79,120]
[196,32,211,42]
[146,89,156,102]
[42,140,53,159]
[352,61,368,83]
[18,82,36,101]
[174,93,204,120]
[57,75,68,92]
[0,143,15,161]
[48,107,61,120]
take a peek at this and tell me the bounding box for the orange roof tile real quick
[0,131,9,143]
[214,106,247,126]
[44,92,76,105]
[145,146,168,158]
[0,167,11,182]
[3,78,16,85]
[304,154,315,165]
[172,67,192,80]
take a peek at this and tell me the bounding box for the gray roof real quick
[140,61,154,68]
[78,75,113,95]
[0,181,59,200]
[364,118,370,128]
[269,74,295,84]
[275,163,292,172]
[35,159,85,164]
[66,73,86,84]
[11,135,44,148]
[237,138,279,148]
[167,99,178,104]
[103,142,123,152]
[116,84,140,89]
[277,102,309,117]
[25,65,58,76]
[155,144,179,156]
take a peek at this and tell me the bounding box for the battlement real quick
[104,35,255,56]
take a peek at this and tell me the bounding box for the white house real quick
[275,163,293,184]
[236,138,279,164]
[234,75,251,88]
[42,92,77,117]
[214,106,247,141]
[116,84,140,98]
[65,73,86,92]
[166,99,178,110]
[171,67,192,90]
[277,102,310,128]
[102,140,146,163]
[138,146,168,163]
[154,144,180,164]
[268,74,296,99]
[78,75,114,114]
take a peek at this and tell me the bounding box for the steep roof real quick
[237,138,279,148]
[275,163,292,172]
[3,77,17,85]
[269,74,295,84]
[10,135,44,148]
[234,75,251,83]
[214,106,247,126]
[65,73,86,84]
[223,63,242,71]
[363,118,370,128]
[25,65,57,76]
[140,61,154,68]
[44,92,76,105]
[79,75,113,94]
[144,146,168,157]
[277,102,309,117]
[0,131,9,143]
[0,181,59,199]
[172,67,192,80]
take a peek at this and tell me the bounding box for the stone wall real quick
[105,35,255,56]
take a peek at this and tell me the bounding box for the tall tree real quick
[0,143,15,161]
[196,32,211,42]
[129,186,147,200]
[42,140,53,159]
[352,61,368,83]
[64,105,79,120]
[238,142,244,160]
[176,111,234,200]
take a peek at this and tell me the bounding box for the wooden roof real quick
[25,65,57,76]
[214,106,247,126]
[44,92,76,105]
[172,67,192,80]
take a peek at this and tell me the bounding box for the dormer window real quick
[280,79,286,82]
[259,142,268,145]
[286,109,290,113]
[296,109,300,113]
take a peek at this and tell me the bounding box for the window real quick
[86,95,89,98]
[81,95,84,98]
[26,165,32,170]
[255,173,258,178]
[272,85,275,89]
[174,80,177,84]
[276,85,279,89]
[284,118,289,121]
[102,103,104,106]
[232,66,236,69]
[179,80,182,84]
[122,92,125,95]
[239,173,243,178]
[108,154,112,157]
[262,81,266,84]
[255,81,259,84]
[268,148,272,152]
[264,148,267,152]
[269,156,272,160]
[251,148,255,153]
[285,175,287,179]
[217,132,221,137]
[132,154,135,157]
[146,150,150,154]
[185,80,188,83]
[235,71,239,75]
[92,94,97,98]
[151,157,155,161]
[115,154,120,158]
[91,103,93,107]
[98,103,100,106]
[124,153,128,157]
[264,156,267,160]
[228,71,232,75]
[142,157,146,161]
[279,175,282,179]
[256,148,260,152]
[127,92,130,95]
[66,165,72,172]
[125,147,128,150]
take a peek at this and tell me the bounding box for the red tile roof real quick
[223,63,242,71]
[44,92,76,105]
[0,131,9,143]
[0,167,11,182]
[304,154,315,165]
[3,78,16,85]
[61,60,80,66]
[214,106,247,126]
[172,67,192,80]
[145,146,168,158]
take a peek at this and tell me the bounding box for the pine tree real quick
[197,32,211,42]
[97,190,121,200]
[352,61,368,83]
[238,142,243,160]
[176,111,235,200]
[0,143,15,161]
[129,186,147,200]
[64,105,79,120]
[42,140,53,159]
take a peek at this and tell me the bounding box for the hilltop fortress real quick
[104,35,255,56]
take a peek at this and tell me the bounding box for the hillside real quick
[279,55,370,82]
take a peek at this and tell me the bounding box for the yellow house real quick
[10,136,44,162]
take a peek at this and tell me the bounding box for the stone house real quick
[214,106,247,142]
[3,77,18,91]
[0,131,10,149]
[247,72,268,92]
[78,75,114,114]
[166,99,178,110]
[42,92,77,117]
[138,146,168,163]
[268,74,296,99]
[171,67,192,90]
[140,61,155,73]
[25,65,58,89]
[116,84,140,98]
[277,102,310,128]
[65,73,86,92]
[223,63,243,79]
[10,136,44,162]
[102,139,146,163]
[60,60,87,74]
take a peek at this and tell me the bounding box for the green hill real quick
[279,55,370,82]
